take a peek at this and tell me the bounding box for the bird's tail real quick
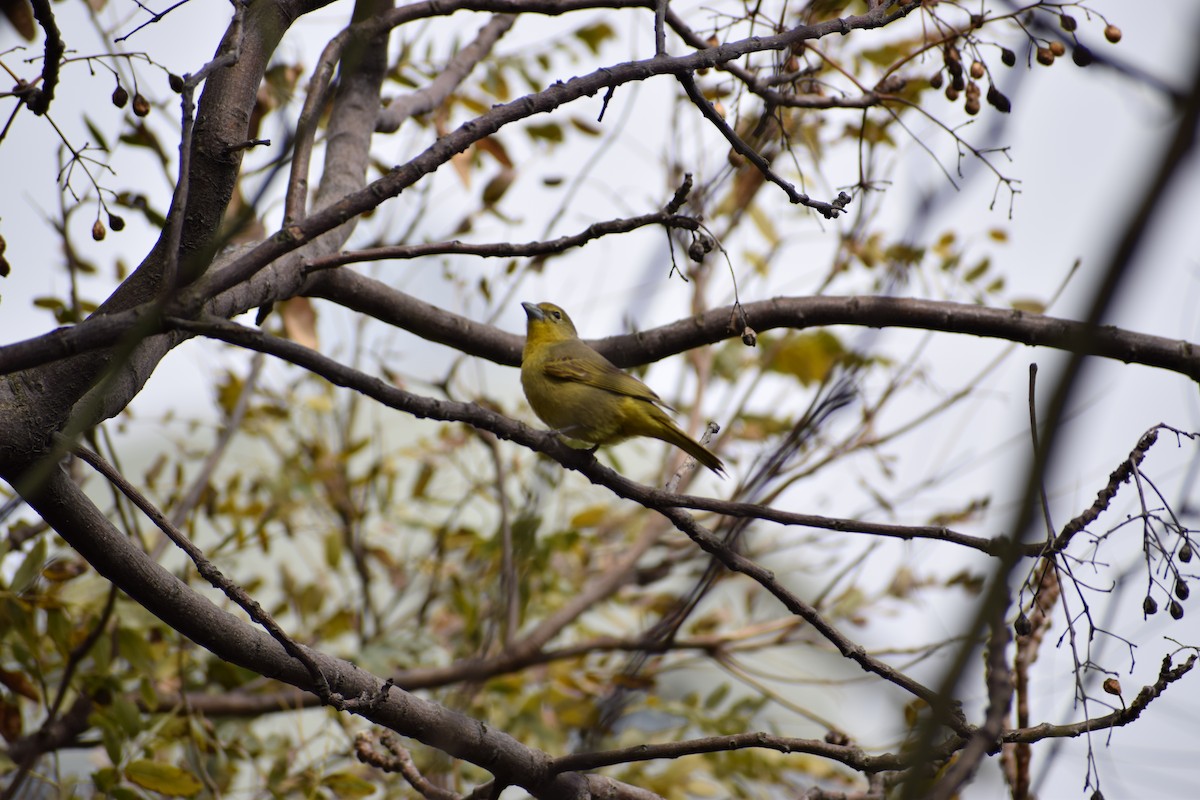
[649,411,726,477]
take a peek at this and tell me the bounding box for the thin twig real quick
[64,435,334,702]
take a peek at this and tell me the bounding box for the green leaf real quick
[704,682,730,710]
[321,771,377,797]
[118,121,169,168]
[526,122,564,144]
[84,115,109,151]
[574,22,615,55]
[10,536,47,594]
[125,760,202,797]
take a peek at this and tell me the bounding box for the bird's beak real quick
[521,302,544,322]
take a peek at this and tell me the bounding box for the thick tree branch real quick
[163,314,971,734]
[15,467,633,800]
[175,1,922,311]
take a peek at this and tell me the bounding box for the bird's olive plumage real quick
[520,302,725,476]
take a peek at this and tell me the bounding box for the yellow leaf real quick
[124,760,202,797]
[1010,298,1046,314]
[569,505,608,529]
[281,296,319,350]
[770,331,845,385]
[747,203,779,246]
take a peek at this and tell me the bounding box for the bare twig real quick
[377,13,515,132]
[677,71,850,219]
[300,210,703,272]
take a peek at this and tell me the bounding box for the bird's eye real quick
[551,310,561,320]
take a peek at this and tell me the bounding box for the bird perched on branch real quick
[520,301,725,476]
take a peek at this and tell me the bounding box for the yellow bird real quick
[520,301,725,476]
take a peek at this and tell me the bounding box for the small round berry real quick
[1036,47,1055,66]
[1049,41,1066,57]
[1001,48,1016,67]
[1170,600,1184,619]
[1104,25,1122,44]
[1073,45,1094,67]
[132,93,151,117]
[169,73,185,93]
[92,220,106,241]
[970,61,985,80]
[107,213,126,232]
[930,71,944,89]
[1014,613,1032,636]
[965,97,981,115]
[112,86,129,108]
[1175,579,1189,600]
[944,85,960,102]
[1060,15,1077,32]
[1143,595,1158,615]
[1179,542,1192,562]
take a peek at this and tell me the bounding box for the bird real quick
[520,301,725,476]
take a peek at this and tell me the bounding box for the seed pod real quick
[930,71,944,89]
[1175,579,1189,600]
[92,219,106,241]
[132,93,151,117]
[986,85,1011,113]
[1073,45,1093,67]
[1102,677,1121,696]
[1049,41,1066,57]
[1179,542,1192,562]
[1170,600,1184,620]
[112,86,129,108]
[1014,613,1032,636]
[965,97,981,115]
[1001,48,1016,67]
[1104,25,1122,44]
[946,59,963,84]
[1060,15,1077,32]
[1036,47,1055,66]
[107,213,126,232]
[1143,595,1158,615]
[970,61,985,80]
[944,85,960,102]
[169,73,184,93]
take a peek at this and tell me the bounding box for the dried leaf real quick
[280,296,318,350]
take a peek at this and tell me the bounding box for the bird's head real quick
[522,301,579,343]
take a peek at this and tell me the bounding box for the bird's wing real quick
[543,354,674,410]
